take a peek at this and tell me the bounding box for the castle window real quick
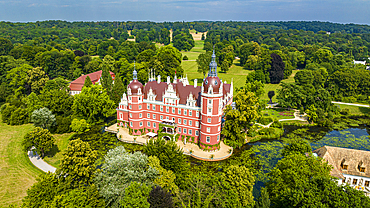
[206,136,210,143]
[365,181,370,187]
[208,108,211,113]
[166,116,169,120]
[184,120,187,125]
[153,105,156,110]
[218,126,220,131]
[129,97,132,100]
[189,120,192,126]
[208,118,211,123]
[208,100,212,104]
[207,127,210,133]
[129,105,132,109]
[353,179,358,185]
[147,104,150,109]
[147,122,150,127]
[178,127,181,133]
[172,117,175,121]
[195,131,199,136]
[189,110,192,116]
[153,123,156,128]
[217,135,220,142]
[140,122,143,127]
[160,106,163,112]
[196,121,199,127]
[342,178,346,184]
[184,110,187,115]
[130,113,132,118]
[130,122,133,127]
[147,113,150,118]
[178,118,181,123]
[166,107,169,113]
[196,111,199,117]
[139,105,142,109]
[153,114,156,119]
[189,129,192,135]
[139,113,142,118]
[183,128,187,134]
[172,108,175,113]
[139,97,141,101]
[219,117,221,122]
[160,115,163,120]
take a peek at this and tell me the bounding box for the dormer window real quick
[358,161,366,172]
[215,80,218,85]
[360,167,366,172]
[341,159,348,170]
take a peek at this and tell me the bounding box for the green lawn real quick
[335,104,370,115]
[181,40,298,101]
[43,132,75,169]
[0,121,44,207]
[261,108,295,120]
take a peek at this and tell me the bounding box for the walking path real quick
[28,149,56,173]
[107,125,233,161]
[255,109,308,129]
[332,101,370,108]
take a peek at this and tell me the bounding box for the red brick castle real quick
[116,51,233,150]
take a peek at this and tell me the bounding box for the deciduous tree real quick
[121,182,150,208]
[31,107,56,129]
[22,127,55,157]
[196,52,212,77]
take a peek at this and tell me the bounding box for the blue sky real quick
[0,0,369,24]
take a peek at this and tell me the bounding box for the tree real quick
[220,60,229,73]
[281,137,312,157]
[222,89,259,148]
[22,127,55,157]
[121,182,150,208]
[94,146,157,207]
[219,165,255,208]
[0,37,13,55]
[83,76,92,88]
[58,139,98,186]
[268,91,275,104]
[100,64,113,93]
[6,63,33,96]
[31,107,56,130]
[266,154,332,206]
[154,45,183,80]
[148,156,179,194]
[160,28,170,45]
[196,52,212,77]
[51,185,105,208]
[144,138,190,190]
[269,53,285,84]
[22,173,59,208]
[111,75,125,105]
[26,67,49,94]
[255,188,270,208]
[148,186,174,208]
[72,84,116,124]
[70,118,90,133]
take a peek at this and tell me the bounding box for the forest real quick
[1,20,370,207]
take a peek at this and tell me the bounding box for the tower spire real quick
[133,61,137,80]
[208,46,217,77]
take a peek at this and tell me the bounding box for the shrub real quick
[340,108,350,115]
[183,55,188,60]
[258,117,273,125]
[270,120,283,128]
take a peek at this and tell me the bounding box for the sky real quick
[0,0,369,25]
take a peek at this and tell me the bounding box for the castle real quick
[116,51,233,150]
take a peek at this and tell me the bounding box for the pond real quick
[244,125,370,197]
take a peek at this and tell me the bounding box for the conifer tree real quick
[111,75,125,105]
[100,65,113,93]
[83,76,92,88]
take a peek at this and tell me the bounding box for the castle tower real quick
[200,50,223,149]
[127,63,144,135]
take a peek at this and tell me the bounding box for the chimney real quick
[157,75,161,83]
[194,79,197,88]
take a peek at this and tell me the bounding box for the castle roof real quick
[69,70,115,91]
[313,146,370,179]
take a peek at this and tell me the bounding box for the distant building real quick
[69,70,115,95]
[313,146,370,196]
[116,50,233,150]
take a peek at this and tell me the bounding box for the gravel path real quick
[332,101,370,108]
[28,150,56,173]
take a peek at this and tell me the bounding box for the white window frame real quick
[153,123,156,128]
[178,109,181,114]
[189,110,192,116]
[207,127,210,133]
[147,122,150,127]
[172,108,175,113]
[196,121,199,127]
[130,113,132,118]
[140,122,143,126]
[166,107,169,113]
[178,118,182,123]
[139,105,142,109]
[147,104,150,109]
[130,122,133,127]
[153,105,156,110]
[183,128,187,134]
[160,106,163,112]
[139,113,142,118]
[189,120,192,126]
[189,129,192,135]
[217,135,220,142]
[184,119,187,125]
[195,130,199,136]
[178,127,181,133]
[153,114,156,119]
[184,110,187,115]
[147,113,150,118]
[196,111,199,117]
[208,118,211,123]
[206,136,210,143]
[160,115,163,120]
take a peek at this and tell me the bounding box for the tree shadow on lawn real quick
[45,144,60,158]
[359,106,370,114]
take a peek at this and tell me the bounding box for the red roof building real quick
[69,70,115,95]
[117,51,233,151]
